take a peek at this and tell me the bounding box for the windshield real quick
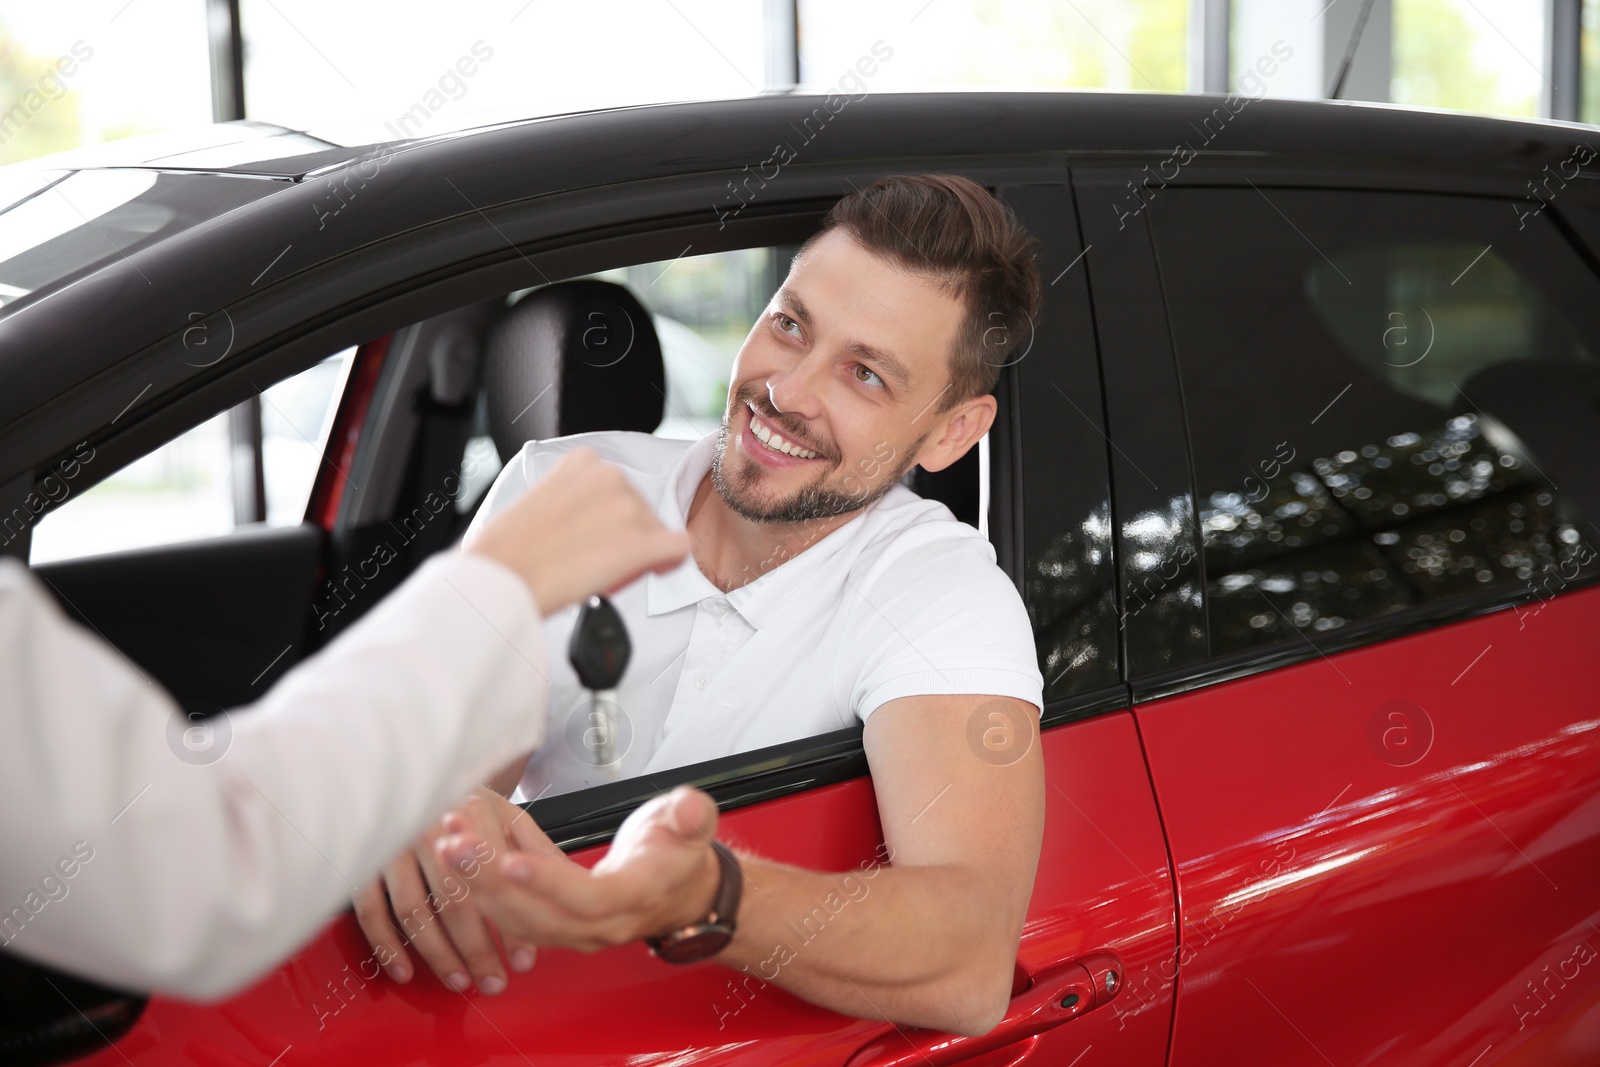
[0,168,281,316]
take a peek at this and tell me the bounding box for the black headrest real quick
[482,279,665,461]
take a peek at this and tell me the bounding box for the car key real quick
[568,594,630,780]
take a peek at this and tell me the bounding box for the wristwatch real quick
[645,839,743,964]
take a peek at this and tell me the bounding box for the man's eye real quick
[776,314,803,339]
[852,364,885,389]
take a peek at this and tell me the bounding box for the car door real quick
[1078,161,1600,1066]
[59,175,1177,1065]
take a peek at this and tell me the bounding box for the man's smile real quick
[740,403,826,465]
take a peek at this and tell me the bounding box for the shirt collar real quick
[645,430,878,629]
[645,432,723,617]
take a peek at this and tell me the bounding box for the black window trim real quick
[537,682,1129,852]
[1133,575,1600,705]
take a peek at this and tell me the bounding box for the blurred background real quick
[2,0,1595,168]
[4,0,1595,562]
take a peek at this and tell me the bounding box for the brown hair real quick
[799,174,1041,412]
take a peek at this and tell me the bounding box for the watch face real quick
[655,925,733,964]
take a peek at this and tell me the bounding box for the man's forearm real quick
[712,849,1021,1036]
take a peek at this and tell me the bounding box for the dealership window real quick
[1391,0,1541,118]
[800,0,1186,93]
[30,350,354,563]
[238,0,764,136]
[1585,0,1600,125]
[1148,185,1600,657]
[0,4,210,166]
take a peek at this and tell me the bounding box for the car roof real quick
[6,89,1594,187]
[0,90,1594,435]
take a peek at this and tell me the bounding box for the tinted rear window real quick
[1149,186,1600,656]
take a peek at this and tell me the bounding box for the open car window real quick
[346,235,1010,823]
[30,349,354,563]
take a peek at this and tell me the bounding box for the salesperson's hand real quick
[353,787,562,994]
[464,446,689,616]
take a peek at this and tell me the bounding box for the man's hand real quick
[433,784,723,953]
[414,695,1040,1039]
[352,787,562,994]
[465,447,690,617]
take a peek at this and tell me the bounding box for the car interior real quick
[313,243,984,638]
[30,236,991,795]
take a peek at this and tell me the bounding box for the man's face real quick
[710,229,970,525]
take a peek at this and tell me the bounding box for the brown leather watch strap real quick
[705,839,742,925]
[644,839,742,963]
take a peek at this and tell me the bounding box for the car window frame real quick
[22,351,357,566]
[1002,180,1129,725]
[12,163,1122,849]
[331,211,1096,848]
[369,214,1050,848]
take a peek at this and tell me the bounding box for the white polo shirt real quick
[464,429,1044,800]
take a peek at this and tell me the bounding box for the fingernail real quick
[506,857,533,883]
[479,975,506,996]
[387,963,411,982]
[446,972,471,991]
[511,948,535,972]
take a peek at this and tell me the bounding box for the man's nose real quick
[766,351,828,420]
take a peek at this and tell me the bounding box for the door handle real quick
[843,952,1125,1067]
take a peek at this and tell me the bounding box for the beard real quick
[710,389,928,524]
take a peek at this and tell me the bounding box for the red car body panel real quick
[1135,584,1600,1066]
[75,712,1174,1065]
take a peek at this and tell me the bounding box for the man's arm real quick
[440,691,1043,1037]
[715,692,1043,1035]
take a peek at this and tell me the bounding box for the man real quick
[0,447,687,997]
[357,174,1046,1037]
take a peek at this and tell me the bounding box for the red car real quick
[2,89,1598,1065]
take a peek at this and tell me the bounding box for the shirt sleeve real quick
[0,548,548,999]
[843,529,1045,723]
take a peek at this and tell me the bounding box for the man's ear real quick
[915,394,996,474]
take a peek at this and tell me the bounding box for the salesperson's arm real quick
[0,448,686,1000]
